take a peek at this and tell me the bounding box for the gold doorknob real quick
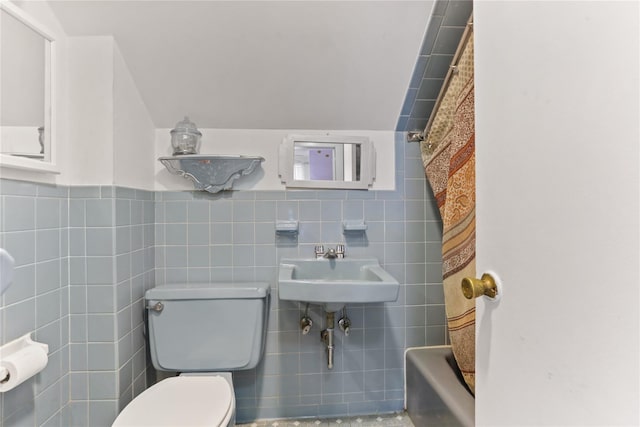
[461,273,498,299]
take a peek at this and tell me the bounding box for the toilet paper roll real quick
[0,345,48,392]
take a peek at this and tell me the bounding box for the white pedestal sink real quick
[278,258,400,312]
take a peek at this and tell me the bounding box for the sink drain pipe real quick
[321,311,335,369]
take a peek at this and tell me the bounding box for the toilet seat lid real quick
[113,375,233,427]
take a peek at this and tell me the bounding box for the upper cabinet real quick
[0,2,58,173]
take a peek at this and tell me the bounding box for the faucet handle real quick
[315,245,325,258]
[335,244,345,258]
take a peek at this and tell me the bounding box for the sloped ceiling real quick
[49,1,434,130]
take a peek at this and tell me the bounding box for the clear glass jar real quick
[170,116,202,155]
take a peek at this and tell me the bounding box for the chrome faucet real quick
[315,244,345,259]
[324,248,338,259]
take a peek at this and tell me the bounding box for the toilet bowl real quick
[112,374,235,427]
[112,283,270,427]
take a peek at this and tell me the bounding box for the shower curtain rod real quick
[407,14,474,143]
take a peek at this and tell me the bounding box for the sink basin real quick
[278,258,400,312]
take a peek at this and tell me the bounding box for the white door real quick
[474,1,639,425]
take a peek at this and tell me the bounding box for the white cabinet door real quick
[474,1,639,425]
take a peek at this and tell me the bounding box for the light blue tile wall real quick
[67,186,154,427]
[153,134,445,422]
[397,0,474,132]
[0,180,155,426]
[0,181,70,427]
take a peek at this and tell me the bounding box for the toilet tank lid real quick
[146,282,270,300]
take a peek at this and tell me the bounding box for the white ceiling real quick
[49,1,433,130]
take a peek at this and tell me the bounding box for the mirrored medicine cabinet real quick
[0,2,57,173]
[279,134,375,190]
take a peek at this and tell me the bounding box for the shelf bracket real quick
[159,155,264,193]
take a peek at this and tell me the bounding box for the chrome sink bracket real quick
[320,311,335,370]
[300,303,313,335]
[338,307,351,336]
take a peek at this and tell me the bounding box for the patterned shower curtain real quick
[421,32,476,394]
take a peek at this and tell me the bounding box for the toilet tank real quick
[145,282,270,372]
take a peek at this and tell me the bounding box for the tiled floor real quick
[237,412,415,427]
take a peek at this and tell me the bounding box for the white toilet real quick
[112,282,270,427]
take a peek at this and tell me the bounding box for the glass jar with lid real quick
[170,116,202,155]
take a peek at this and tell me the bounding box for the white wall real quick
[154,129,396,191]
[113,42,156,191]
[65,36,157,189]
[48,0,434,131]
[66,36,114,186]
[475,1,639,425]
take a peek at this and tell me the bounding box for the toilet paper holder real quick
[0,333,48,389]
